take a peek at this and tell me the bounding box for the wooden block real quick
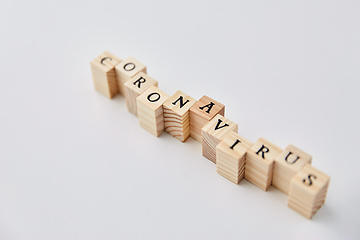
[137,86,170,137]
[201,114,238,163]
[163,91,197,142]
[272,144,312,194]
[288,164,330,219]
[124,72,158,116]
[90,51,122,98]
[189,95,225,142]
[244,138,282,191]
[115,56,147,95]
[216,132,253,184]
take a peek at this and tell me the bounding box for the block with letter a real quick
[189,95,225,142]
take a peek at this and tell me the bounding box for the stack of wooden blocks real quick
[90,51,331,219]
[163,91,196,142]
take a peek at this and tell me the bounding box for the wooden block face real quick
[137,86,170,137]
[201,114,238,163]
[288,164,330,219]
[90,51,122,98]
[189,95,225,142]
[163,90,196,142]
[216,132,253,184]
[163,90,197,117]
[245,137,282,191]
[272,144,312,194]
[115,56,147,95]
[124,72,158,116]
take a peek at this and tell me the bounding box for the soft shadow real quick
[310,204,332,223]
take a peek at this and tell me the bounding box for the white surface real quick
[0,0,359,239]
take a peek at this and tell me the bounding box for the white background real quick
[0,0,359,239]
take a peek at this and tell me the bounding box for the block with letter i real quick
[244,138,282,191]
[124,72,158,116]
[288,164,330,219]
[136,86,170,137]
[216,132,253,184]
[90,51,122,98]
[201,114,238,163]
[163,91,197,142]
[115,57,147,95]
[272,144,312,194]
[189,95,225,142]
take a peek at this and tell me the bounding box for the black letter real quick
[199,102,215,114]
[284,151,299,164]
[147,92,160,102]
[230,139,241,149]
[214,119,229,130]
[100,57,112,64]
[172,96,189,108]
[124,62,135,71]
[133,76,146,88]
[303,174,317,186]
[256,145,269,159]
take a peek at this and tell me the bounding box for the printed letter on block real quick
[90,51,122,98]
[189,95,225,142]
[245,138,282,191]
[202,114,238,163]
[115,56,147,95]
[216,132,253,184]
[163,90,196,142]
[288,164,330,219]
[273,144,312,194]
[137,86,170,137]
[124,72,158,116]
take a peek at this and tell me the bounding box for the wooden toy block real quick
[115,56,147,95]
[189,95,225,142]
[244,138,282,191]
[216,132,253,184]
[163,90,197,142]
[137,86,170,137]
[272,144,312,194]
[201,114,238,163]
[90,51,122,98]
[288,164,330,219]
[124,72,158,116]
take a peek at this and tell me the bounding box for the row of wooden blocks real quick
[90,51,331,219]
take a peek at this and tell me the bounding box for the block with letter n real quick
[163,90,197,142]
